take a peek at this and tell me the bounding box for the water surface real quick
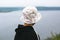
[0,10,60,40]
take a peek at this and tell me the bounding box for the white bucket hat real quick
[20,6,42,24]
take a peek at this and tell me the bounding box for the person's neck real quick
[24,23,32,27]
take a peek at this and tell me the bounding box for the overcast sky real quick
[0,0,60,7]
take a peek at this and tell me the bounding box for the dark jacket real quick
[14,24,39,40]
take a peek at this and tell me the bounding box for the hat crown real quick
[22,6,38,14]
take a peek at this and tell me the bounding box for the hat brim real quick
[20,13,42,23]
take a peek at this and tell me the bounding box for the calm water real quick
[0,10,60,40]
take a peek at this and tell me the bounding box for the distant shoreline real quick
[0,7,60,12]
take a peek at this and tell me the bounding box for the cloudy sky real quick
[0,0,60,7]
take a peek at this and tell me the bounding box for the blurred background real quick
[0,0,60,40]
